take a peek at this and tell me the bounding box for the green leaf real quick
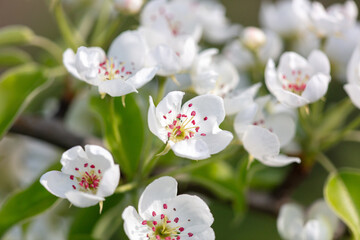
[324,169,360,240]
[0,48,32,67]
[0,64,47,138]
[0,179,58,236]
[0,25,34,47]
[90,94,144,180]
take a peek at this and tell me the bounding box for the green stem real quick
[91,14,125,47]
[109,97,131,178]
[54,3,84,49]
[44,65,67,78]
[141,145,167,178]
[30,36,63,63]
[89,0,112,45]
[115,181,138,193]
[156,76,168,104]
[316,152,337,174]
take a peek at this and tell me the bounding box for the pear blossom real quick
[295,0,358,38]
[190,48,239,97]
[122,176,215,240]
[265,50,331,108]
[223,28,283,71]
[344,42,360,109]
[148,91,233,160]
[63,30,157,97]
[140,0,202,42]
[193,0,241,44]
[114,0,144,14]
[277,200,340,240]
[40,145,120,208]
[234,96,300,167]
[260,0,310,37]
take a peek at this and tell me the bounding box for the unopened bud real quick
[242,27,266,50]
[114,0,144,15]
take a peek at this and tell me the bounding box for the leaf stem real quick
[30,36,63,63]
[316,152,337,174]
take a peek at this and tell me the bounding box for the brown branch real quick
[9,115,103,149]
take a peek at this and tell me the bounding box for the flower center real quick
[280,70,310,95]
[163,103,208,143]
[69,163,103,194]
[142,204,194,240]
[98,58,134,81]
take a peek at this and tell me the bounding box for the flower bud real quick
[114,0,143,15]
[241,27,266,50]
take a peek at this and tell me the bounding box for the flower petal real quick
[40,171,74,198]
[108,30,148,69]
[63,48,81,79]
[277,203,305,239]
[127,67,157,89]
[242,125,280,161]
[98,78,138,97]
[156,91,185,125]
[224,83,261,115]
[200,129,233,155]
[301,73,330,103]
[148,96,168,143]
[122,206,148,240]
[266,112,296,147]
[302,219,333,240]
[60,146,88,175]
[170,139,211,160]
[308,50,330,75]
[182,94,225,125]
[84,145,114,169]
[344,83,360,109]
[65,191,104,207]
[262,154,301,167]
[138,176,178,217]
[148,44,182,76]
[234,101,259,137]
[96,164,120,197]
[347,43,360,84]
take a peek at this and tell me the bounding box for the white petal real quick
[234,101,259,137]
[65,191,104,207]
[63,48,81,79]
[40,171,74,198]
[307,200,339,232]
[156,91,185,122]
[277,203,305,239]
[303,219,332,240]
[242,125,280,161]
[182,94,225,125]
[200,129,233,155]
[84,145,114,169]
[170,139,211,160]
[347,43,360,84]
[278,52,308,76]
[344,83,360,109]
[262,154,301,167]
[167,194,214,229]
[224,83,261,115]
[149,44,182,76]
[60,146,88,175]
[308,50,330,75]
[266,113,296,147]
[148,96,168,143]
[108,30,148,69]
[127,67,157,89]
[301,73,330,103]
[138,176,178,217]
[122,206,148,240]
[96,164,120,197]
[265,59,283,94]
[98,78,138,97]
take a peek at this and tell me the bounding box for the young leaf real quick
[324,169,360,240]
[0,64,47,138]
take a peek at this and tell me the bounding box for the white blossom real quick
[234,96,300,167]
[40,145,120,208]
[122,176,215,240]
[277,200,340,240]
[265,50,331,108]
[223,29,283,71]
[344,42,360,109]
[63,30,157,97]
[148,91,233,160]
[114,0,144,14]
